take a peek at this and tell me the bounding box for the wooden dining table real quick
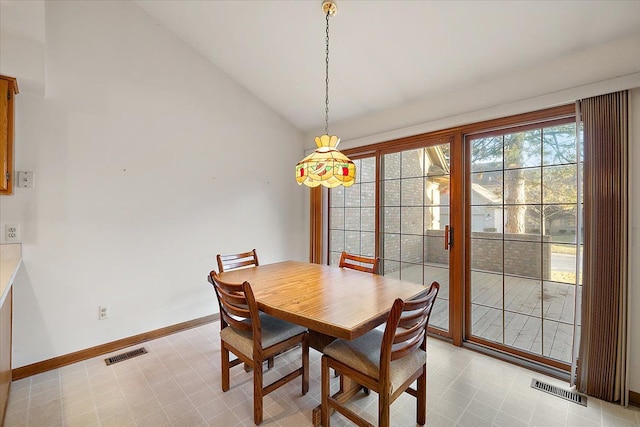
[218,260,428,425]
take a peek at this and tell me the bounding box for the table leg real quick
[308,330,336,352]
[312,374,363,426]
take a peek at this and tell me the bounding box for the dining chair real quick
[320,281,439,427]
[209,271,310,425]
[339,251,379,274]
[217,248,259,273]
[336,251,381,379]
[216,249,279,369]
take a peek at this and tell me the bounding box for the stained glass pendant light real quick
[296,1,355,188]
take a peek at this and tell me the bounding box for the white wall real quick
[0,1,307,368]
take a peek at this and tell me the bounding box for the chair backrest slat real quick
[209,271,257,335]
[381,282,439,374]
[391,332,425,361]
[339,251,379,274]
[394,316,428,345]
[214,282,249,307]
[221,311,252,332]
[218,297,251,320]
[217,249,259,273]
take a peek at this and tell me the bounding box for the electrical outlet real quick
[5,224,20,242]
[98,305,110,320]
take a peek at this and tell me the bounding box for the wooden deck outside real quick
[385,264,577,364]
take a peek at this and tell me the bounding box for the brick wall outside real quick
[340,227,551,279]
[331,152,552,279]
[471,232,551,279]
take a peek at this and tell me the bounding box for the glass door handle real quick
[444,225,453,250]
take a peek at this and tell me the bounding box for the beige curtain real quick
[577,91,629,404]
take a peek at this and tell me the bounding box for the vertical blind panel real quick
[578,91,628,402]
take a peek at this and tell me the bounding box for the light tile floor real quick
[4,321,640,427]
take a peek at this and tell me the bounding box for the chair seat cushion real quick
[323,329,425,392]
[220,313,306,359]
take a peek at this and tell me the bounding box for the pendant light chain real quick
[295,1,355,189]
[324,10,330,136]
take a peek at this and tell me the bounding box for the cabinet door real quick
[0,79,8,192]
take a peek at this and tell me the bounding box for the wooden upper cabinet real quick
[0,75,19,195]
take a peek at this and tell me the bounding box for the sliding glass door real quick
[466,119,581,367]
[380,144,451,332]
[328,138,455,336]
[328,157,377,265]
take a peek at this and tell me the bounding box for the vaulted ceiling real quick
[135,1,640,133]
[3,1,640,133]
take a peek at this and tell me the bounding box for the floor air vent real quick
[105,347,148,366]
[531,379,587,406]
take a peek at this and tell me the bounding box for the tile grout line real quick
[141,336,176,425]
[166,332,211,424]
[433,355,480,425]
[24,376,33,427]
